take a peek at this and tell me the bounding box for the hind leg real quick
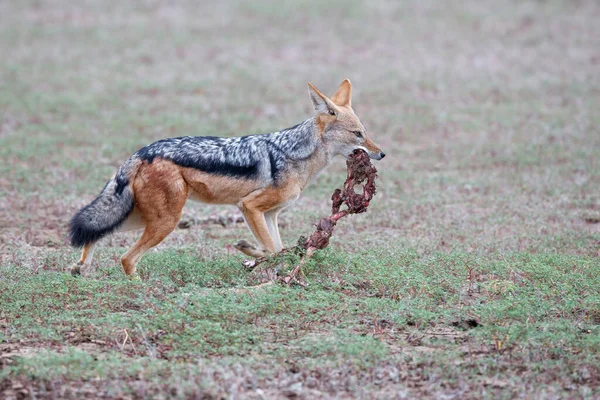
[70,209,145,277]
[70,242,97,276]
[120,218,180,276]
[120,159,188,276]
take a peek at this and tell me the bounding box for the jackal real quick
[69,79,385,276]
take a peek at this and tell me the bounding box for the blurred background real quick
[1,0,598,255]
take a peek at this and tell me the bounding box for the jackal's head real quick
[308,79,385,161]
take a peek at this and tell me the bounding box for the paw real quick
[70,262,82,277]
[127,272,141,281]
[234,240,268,258]
[234,239,256,251]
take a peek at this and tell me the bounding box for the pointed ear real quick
[331,78,352,107]
[308,82,338,116]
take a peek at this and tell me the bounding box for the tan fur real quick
[181,168,259,204]
[362,135,382,155]
[77,244,92,265]
[118,159,189,275]
[330,78,352,107]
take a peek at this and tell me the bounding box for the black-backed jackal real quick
[69,79,385,276]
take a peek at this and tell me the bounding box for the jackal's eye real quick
[353,130,362,138]
[328,109,335,116]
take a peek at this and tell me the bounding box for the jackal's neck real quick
[272,118,319,159]
[306,118,339,166]
[275,117,336,186]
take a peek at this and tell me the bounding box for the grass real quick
[1,0,599,398]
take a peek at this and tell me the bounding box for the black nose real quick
[380,152,386,159]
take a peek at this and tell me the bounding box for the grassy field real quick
[1,0,599,398]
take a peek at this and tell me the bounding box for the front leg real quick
[265,210,283,252]
[234,183,300,258]
[234,239,269,258]
[235,208,277,258]
[234,211,282,257]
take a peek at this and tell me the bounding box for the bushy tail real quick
[69,159,138,248]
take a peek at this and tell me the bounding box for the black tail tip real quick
[69,213,97,248]
[69,222,88,248]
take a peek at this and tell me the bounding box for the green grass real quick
[2,249,599,397]
[1,0,599,398]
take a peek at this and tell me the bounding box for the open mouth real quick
[349,147,385,160]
